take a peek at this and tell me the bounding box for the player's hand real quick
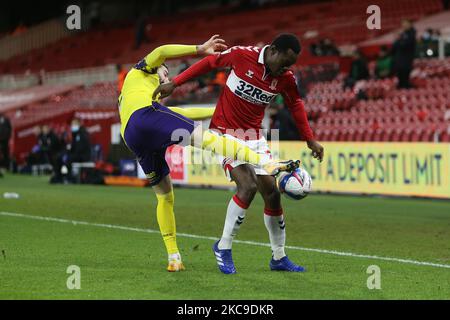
[152,81,176,100]
[197,35,227,55]
[307,140,324,162]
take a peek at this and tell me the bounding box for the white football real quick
[278,167,312,200]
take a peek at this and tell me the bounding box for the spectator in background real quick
[68,119,91,162]
[418,28,440,58]
[443,0,449,10]
[23,127,44,171]
[210,69,227,94]
[37,124,62,169]
[134,14,151,50]
[321,38,340,56]
[432,30,441,41]
[116,64,127,93]
[309,42,319,56]
[0,113,12,175]
[309,38,340,56]
[11,21,27,36]
[429,29,441,57]
[51,119,91,183]
[392,19,417,89]
[24,125,62,174]
[421,28,433,43]
[272,96,301,141]
[344,50,369,89]
[375,46,392,79]
[178,60,191,74]
[87,2,101,28]
[294,69,308,98]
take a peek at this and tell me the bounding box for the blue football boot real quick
[212,240,237,274]
[270,256,306,272]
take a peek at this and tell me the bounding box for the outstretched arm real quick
[142,34,227,71]
[144,45,197,70]
[142,35,227,71]
[153,46,241,100]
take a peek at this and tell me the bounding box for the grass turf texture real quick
[0,174,449,299]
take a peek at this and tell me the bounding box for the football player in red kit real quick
[154,33,324,274]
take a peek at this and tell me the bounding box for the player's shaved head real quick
[271,33,301,54]
[265,33,301,77]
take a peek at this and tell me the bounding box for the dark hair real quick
[271,33,301,54]
[149,63,168,74]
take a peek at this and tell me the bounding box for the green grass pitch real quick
[0,174,449,299]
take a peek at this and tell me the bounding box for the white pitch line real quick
[1,211,450,270]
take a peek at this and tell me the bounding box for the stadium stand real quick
[0,84,82,114]
[0,0,443,74]
[0,0,449,168]
[2,82,118,164]
[311,58,450,142]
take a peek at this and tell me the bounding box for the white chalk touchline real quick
[1,211,450,270]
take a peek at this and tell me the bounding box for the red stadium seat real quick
[1,0,444,73]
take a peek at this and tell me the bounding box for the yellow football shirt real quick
[118,44,197,137]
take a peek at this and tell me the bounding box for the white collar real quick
[258,45,269,64]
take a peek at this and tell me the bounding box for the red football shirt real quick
[173,45,314,141]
